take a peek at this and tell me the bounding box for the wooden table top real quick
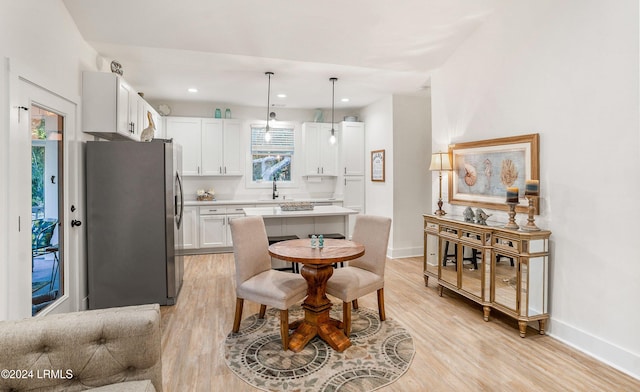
[268,238,364,265]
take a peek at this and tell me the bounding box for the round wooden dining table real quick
[268,238,365,352]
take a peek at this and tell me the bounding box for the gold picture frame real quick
[371,149,385,182]
[448,134,539,213]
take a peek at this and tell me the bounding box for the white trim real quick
[245,121,300,189]
[389,246,423,259]
[0,57,10,320]
[549,318,640,380]
[4,57,81,320]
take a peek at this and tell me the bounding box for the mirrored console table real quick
[423,214,551,337]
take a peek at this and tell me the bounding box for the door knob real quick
[71,219,82,227]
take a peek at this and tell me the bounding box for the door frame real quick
[5,58,82,319]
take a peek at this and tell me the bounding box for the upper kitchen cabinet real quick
[165,117,242,176]
[133,95,163,141]
[82,71,153,141]
[202,118,242,175]
[339,121,365,176]
[165,117,202,175]
[302,122,339,176]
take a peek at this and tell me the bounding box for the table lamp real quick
[429,152,452,216]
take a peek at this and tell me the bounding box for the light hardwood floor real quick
[161,254,639,391]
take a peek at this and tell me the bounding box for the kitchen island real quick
[243,205,359,240]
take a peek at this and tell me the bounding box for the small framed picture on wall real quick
[371,149,385,182]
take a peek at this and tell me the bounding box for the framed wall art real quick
[448,134,539,213]
[371,149,385,182]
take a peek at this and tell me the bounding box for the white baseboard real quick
[388,246,422,259]
[549,318,640,380]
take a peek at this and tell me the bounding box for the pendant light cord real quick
[329,77,338,144]
[330,77,337,132]
[265,72,273,132]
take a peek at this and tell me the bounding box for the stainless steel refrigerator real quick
[86,139,184,309]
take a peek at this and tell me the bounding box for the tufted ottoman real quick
[0,304,162,392]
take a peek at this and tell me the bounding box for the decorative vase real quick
[214,108,221,118]
[225,108,231,119]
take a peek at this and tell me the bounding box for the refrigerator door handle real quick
[175,171,184,229]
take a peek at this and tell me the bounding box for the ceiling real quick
[62,0,496,110]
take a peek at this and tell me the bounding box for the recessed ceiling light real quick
[187,88,198,93]
[276,93,287,98]
[341,98,350,102]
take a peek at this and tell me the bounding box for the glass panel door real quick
[424,233,439,279]
[439,238,458,287]
[460,244,482,298]
[31,105,63,315]
[493,251,517,311]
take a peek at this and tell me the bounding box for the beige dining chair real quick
[325,214,392,336]
[230,216,307,350]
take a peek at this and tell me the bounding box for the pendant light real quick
[329,77,337,144]
[264,72,274,142]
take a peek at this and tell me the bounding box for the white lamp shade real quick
[429,152,452,171]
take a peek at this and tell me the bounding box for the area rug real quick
[224,304,415,392]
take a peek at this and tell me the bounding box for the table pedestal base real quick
[288,264,352,353]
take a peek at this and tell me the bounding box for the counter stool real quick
[497,255,515,267]
[496,240,515,267]
[443,242,479,270]
[308,233,346,267]
[442,241,457,268]
[463,249,479,269]
[268,235,300,273]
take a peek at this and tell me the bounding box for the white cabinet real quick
[82,71,140,140]
[340,121,365,176]
[200,214,226,248]
[222,120,242,175]
[134,96,162,141]
[199,205,227,248]
[201,119,223,175]
[82,71,162,141]
[166,117,202,176]
[198,205,254,249]
[302,122,339,176]
[339,121,365,237]
[182,206,198,249]
[166,117,242,176]
[201,119,242,175]
[343,176,365,236]
[343,176,365,212]
[225,214,245,247]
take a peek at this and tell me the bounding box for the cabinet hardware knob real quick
[71,219,82,227]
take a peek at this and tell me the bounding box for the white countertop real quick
[184,198,342,207]
[243,205,358,218]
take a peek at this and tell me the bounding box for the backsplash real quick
[181,176,337,201]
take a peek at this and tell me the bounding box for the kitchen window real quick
[251,126,294,182]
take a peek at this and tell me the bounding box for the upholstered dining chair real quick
[325,214,392,337]
[230,216,308,350]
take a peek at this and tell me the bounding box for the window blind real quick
[251,127,294,153]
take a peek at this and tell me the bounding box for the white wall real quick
[431,0,640,378]
[0,59,8,320]
[392,94,431,257]
[359,95,431,258]
[361,96,394,220]
[0,0,100,318]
